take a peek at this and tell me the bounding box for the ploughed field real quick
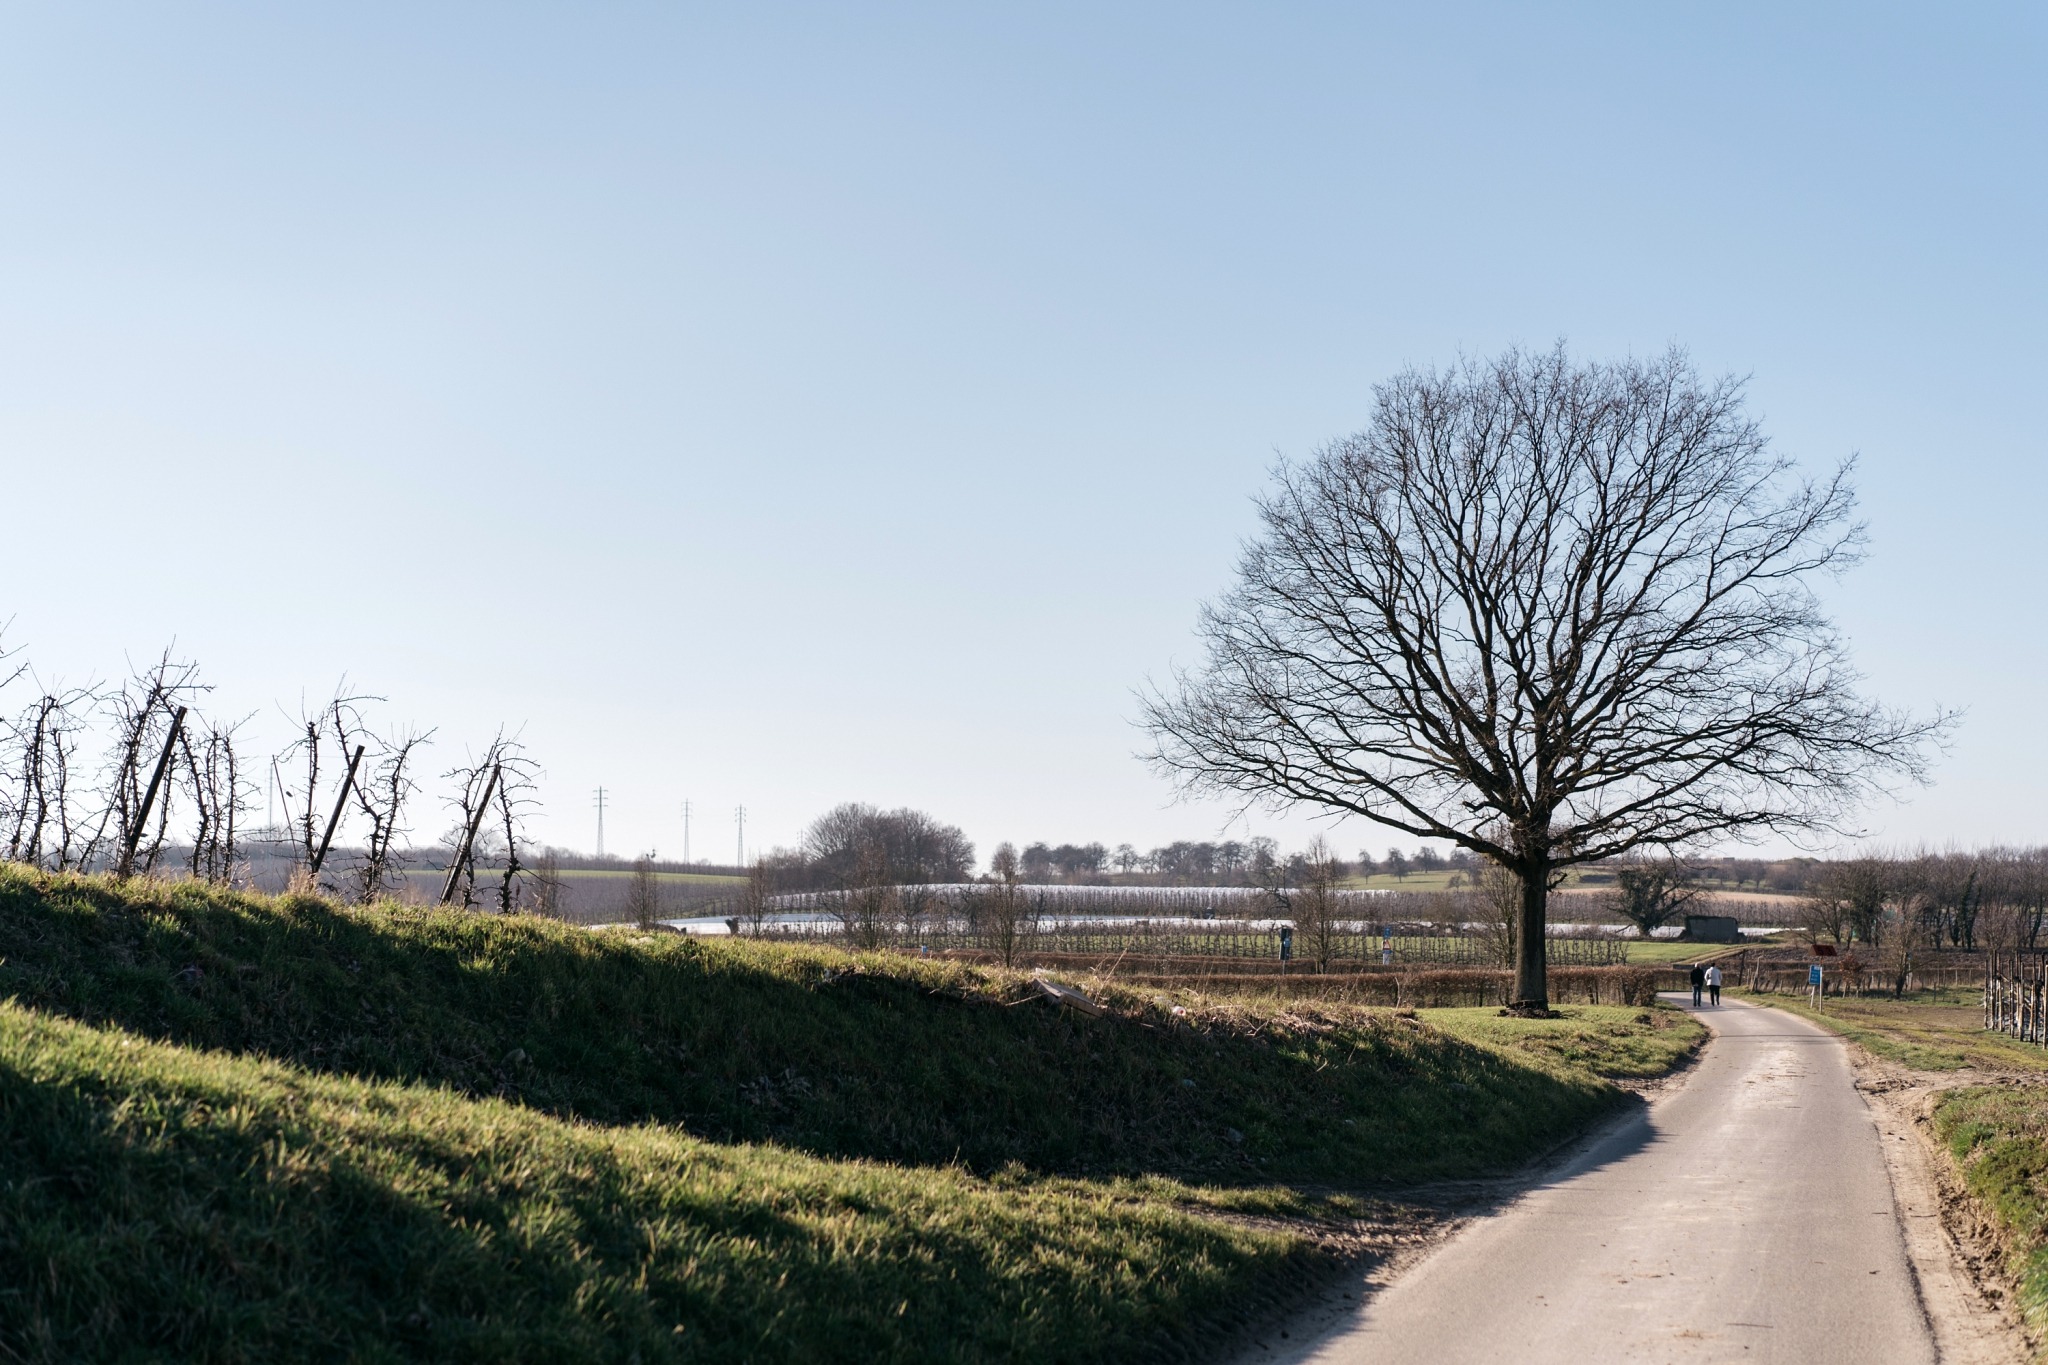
[0,865,1701,1363]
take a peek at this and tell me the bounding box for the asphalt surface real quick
[1282,995,1937,1364]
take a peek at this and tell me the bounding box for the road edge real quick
[1744,997,2034,1364]
[1215,1010,1703,1365]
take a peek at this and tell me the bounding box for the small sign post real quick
[1808,963,1824,1008]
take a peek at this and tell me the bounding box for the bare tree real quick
[94,652,209,877]
[180,714,252,885]
[625,852,662,929]
[5,680,97,870]
[1915,849,1983,950]
[1145,346,1944,1012]
[348,724,433,902]
[438,729,540,910]
[1473,861,1522,968]
[1797,880,1852,948]
[1874,858,1936,997]
[983,841,1031,967]
[1605,857,1699,939]
[898,880,935,942]
[276,686,377,878]
[529,848,567,918]
[436,732,540,912]
[831,840,894,950]
[1807,856,1894,946]
[487,742,541,913]
[801,803,975,888]
[739,856,777,935]
[1292,835,1344,972]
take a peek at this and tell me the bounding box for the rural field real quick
[1,9,2029,1356]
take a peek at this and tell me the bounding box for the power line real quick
[682,799,691,865]
[735,804,746,868]
[593,786,608,859]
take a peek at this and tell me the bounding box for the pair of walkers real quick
[1689,963,1722,1007]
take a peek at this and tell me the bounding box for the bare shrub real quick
[1292,835,1344,972]
[740,858,777,935]
[626,853,662,930]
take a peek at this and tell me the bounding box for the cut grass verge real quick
[1420,1004,1701,1080]
[1740,986,2048,1073]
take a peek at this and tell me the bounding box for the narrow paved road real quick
[1276,996,1938,1364]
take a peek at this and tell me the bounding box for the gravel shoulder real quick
[1849,1053,2035,1363]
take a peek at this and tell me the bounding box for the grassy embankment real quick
[0,865,1699,1362]
[1745,984,2048,1338]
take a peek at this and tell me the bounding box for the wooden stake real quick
[439,763,502,905]
[309,744,366,876]
[117,706,187,879]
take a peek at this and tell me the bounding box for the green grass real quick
[1742,986,2048,1073]
[1617,940,1737,965]
[0,865,1700,1184]
[0,865,1703,1361]
[0,1002,1311,1363]
[1420,1005,1702,1079]
[1933,1087,2048,1334]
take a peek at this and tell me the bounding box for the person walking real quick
[1706,963,1723,1007]
[1689,963,1705,1007]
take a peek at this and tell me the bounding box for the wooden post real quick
[117,706,187,879]
[308,744,366,876]
[439,763,502,906]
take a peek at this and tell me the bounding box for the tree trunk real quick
[1509,860,1551,1014]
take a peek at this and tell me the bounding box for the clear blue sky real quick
[2,4,2041,864]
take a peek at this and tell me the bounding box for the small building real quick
[1681,914,1742,943]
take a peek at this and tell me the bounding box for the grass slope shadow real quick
[0,866,1645,1187]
